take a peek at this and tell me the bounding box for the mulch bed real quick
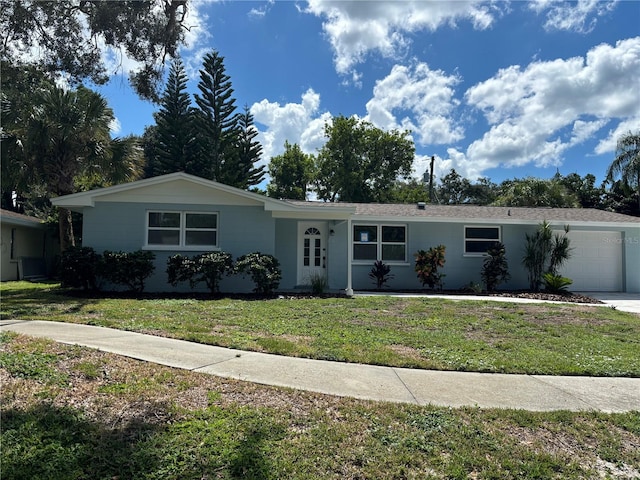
[57,288,603,304]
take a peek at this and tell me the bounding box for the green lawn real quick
[2,281,639,377]
[2,333,639,480]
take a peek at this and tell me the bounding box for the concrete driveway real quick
[580,293,640,314]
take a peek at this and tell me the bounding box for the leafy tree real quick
[601,179,640,216]
[1,0,191,101]
[607,131,640,211]
[466,177,499,205]
[152,59,202,177]
[315,116,414,202]
[557,173,603,209]
[386,178,428,204]
[436,169,472,204]
[232,105,266,189]
[194,50,239,183]
[267,141,314,200]
[493,177,579,208]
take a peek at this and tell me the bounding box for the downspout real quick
[346,216,354,296]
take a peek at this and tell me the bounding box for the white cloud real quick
[365,62,464,145]
[250,88,332,164]
[595,117,640,155]
[304,0,504,79]
[459,37,640,175]
[248,0,275,18]
[529,0,617,33]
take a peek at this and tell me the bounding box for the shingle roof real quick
[285,201,640,225]
[0,209,46,227]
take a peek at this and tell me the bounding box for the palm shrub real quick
[369,260,394,290]
[100,250,155,292]
[542,273,573,293]
[415,245,446,290]
[522,221,572,291]
[235,252,282,294]
[480,242,510,292]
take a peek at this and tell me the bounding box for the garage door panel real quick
[557,231,622,292]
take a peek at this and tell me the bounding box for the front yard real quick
[1,333,639,479]
[1,281,639,377]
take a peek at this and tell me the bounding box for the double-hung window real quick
[147,211,218,249]
[353,225,406,262]
[464,226,500,255]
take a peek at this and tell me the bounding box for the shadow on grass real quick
[1,403,285,480]
[1,403,164,480]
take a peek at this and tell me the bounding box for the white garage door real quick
[558,231,622,292]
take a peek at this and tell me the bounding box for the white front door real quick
[297,222,327,285]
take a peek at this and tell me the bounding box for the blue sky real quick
[98,0,640,187]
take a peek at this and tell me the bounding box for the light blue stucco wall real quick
[82,201,276,292]
[274,219,298,290]
[341,221,639,293]
[81,201,639,293]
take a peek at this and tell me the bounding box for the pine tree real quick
[194,50,238,182]
[233,105,265,189]
[152,59,201,177]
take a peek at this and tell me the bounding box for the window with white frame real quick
[147,211,218,248]
[353,225,406,262]
[464,226,500,255]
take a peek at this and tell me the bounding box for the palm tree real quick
[607,131,640,210]
[20,85,142,250]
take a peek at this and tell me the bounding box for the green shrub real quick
[167,254,195,287]
[480,242,510,292]
[193,252,234,293]
[369,260,394,290]
[166,252,234,293]
[100,250,155,292]
[235,252,282,294]
[415,245,446,290]
[59,246,100,290]
[543,273,573,293]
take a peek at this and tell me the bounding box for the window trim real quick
[463,225,501,256]
[352,224,407,264]
[144,210,219,251]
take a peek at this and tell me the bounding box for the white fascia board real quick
[351,215,637,229]
[49,172,291,211]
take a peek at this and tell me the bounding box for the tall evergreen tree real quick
[233,105,265,189]
[152,59,201,177]
[194,50,239,183]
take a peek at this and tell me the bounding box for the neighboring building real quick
[51,172,640,293]
[0,209,56,281]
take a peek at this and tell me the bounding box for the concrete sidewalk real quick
[2,319,639,413]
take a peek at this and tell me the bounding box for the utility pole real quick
[429,155,435,203]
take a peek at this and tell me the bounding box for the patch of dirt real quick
[506,424,640,479]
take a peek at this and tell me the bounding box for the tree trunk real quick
[58,207,75,252]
